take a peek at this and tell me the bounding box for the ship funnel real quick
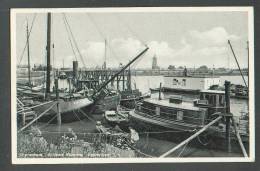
[73,61,78,79]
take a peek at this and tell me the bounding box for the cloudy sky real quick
[15,10,250,69]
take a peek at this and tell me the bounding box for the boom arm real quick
[92,46,149,97]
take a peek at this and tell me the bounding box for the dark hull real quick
[129,110,198,132]
[92,94,120,114]
[104,118,130,131]
[120,98,139,109]
[38,108,89,123]
[129,111,249,153]
[120,95,150,109]
[162,87,200,95]
[34,98,93,123]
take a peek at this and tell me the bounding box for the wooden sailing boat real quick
[18,13,93,123]
[16,20,45,87]
[18,13,150,123]
[119,67,151,109]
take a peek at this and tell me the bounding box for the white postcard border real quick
[11,7,255,164]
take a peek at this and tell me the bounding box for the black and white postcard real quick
[11,7,254,164]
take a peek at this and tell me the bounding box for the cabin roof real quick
[200,90,225,94]
[144,98,202,111]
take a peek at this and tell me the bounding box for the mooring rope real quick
[38,114,57,130]
[122,136,155,158]
[78,109,96,123]
[72,110,86,126]
[138,129,196,135]
[177,142,189,157]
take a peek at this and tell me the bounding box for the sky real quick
[15,10,250,69]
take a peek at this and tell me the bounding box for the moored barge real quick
[129,86,249,151]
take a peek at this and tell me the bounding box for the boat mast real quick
[26,19,31,87]
[92,46,149,97]
[103,39,107,70]
[127,66,132,90]
[227,40,248,88]
[46,13,51,98]
[247,41,249,75]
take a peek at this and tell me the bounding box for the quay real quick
[61,68,248,77]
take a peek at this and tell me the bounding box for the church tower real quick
[152,54,159,69]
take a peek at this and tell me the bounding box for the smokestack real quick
[73,61,78,79]
[159,82,162,100]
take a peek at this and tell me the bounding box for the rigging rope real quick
[38,114,57,130]
[113,14,148,69]
[17,14,37,67]
[197,134,211,146]
[78,109,96,123]
[62,15,78,62]
[115,14,147,47]
[86,13,121,64]
[62,13,87,68]
[177,142,188,157]
[72,110,87,126]
[125,142,155,158]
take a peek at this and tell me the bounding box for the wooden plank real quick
[231,117,248,157]
[18,102,57,133]
[159,116,222,158]
[17,100,53,113]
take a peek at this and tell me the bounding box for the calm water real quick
[133,75,249,118]
[33,75,248,157]
[25,75,248,117]
[132,75,248,92]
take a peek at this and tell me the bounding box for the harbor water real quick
[27,75,248,157]
[132,75,249,118]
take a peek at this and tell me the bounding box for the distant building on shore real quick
[152,55,160,70]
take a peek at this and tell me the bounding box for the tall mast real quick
[128,66,132,90]
[228,40,248,88]
[247,41,249,76]
[46,13,51,98]
[52,44,55,71]
[26,20,31,87]
[26,19,31,87]
[247,41,249,58]
[92,46,149,97]
[103,39,107,70]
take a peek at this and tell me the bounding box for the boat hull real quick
[34,98,93,123]
[120,91,150,109]
[155,87,201,95]
[92,94,120,114]
[104,113,130,131]
[129,110,249,153]
[129,110,199,132]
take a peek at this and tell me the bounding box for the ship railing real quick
[135,104,207,126]
[133,109,203,129]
